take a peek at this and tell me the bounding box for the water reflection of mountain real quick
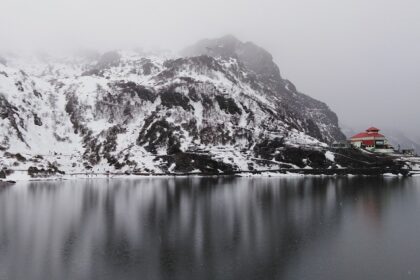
[0,177,415,280]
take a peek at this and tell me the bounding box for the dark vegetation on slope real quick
[157,153,235,174]
[160,90,193,111]
[215,95,242,115]
[0,94,25,143]
[112,81,156,102]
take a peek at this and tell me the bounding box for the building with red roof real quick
[350,127,394,153]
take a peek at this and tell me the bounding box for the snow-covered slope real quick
[0,36,346,177]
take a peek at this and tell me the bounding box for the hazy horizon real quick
[2,0,419,140]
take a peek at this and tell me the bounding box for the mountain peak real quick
[182,35,281,86]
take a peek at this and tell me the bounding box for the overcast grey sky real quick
[1,0,419,138]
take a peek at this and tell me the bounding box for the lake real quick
[0,176,419,280]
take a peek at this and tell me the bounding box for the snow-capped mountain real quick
[0,36,346,176]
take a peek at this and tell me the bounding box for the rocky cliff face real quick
[182,35,346,143]
[0,36,346,177]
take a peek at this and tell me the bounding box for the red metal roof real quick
[366,127,380,132]
[351,127,385,140]
[351,132,385,139]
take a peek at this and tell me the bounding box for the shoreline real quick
[1,168,418,183]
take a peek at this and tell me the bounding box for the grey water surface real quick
[0,176,419,280]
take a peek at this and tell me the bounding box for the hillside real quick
[0,36,349,178]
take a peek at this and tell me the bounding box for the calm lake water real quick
[0,176,420,280]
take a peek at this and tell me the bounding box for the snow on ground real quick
[325,151,335,162]
[238,172,305,177]
[383,173,404,177]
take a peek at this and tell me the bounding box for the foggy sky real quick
[1,0,419,139]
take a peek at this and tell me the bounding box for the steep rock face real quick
[0,37,346,176]
[182,35,346,143]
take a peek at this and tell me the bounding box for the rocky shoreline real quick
[1,167,416,184]
[1,146,418,182]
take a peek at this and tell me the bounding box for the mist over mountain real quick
[0,36,351,175]
[2,0,419,143]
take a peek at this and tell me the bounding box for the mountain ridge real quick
[0,36,347,178]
